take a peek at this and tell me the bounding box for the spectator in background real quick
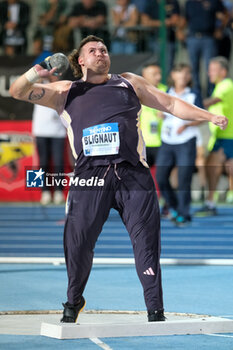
[184,0,226,96]
[156,63,203,226]
[131,0,147,14]
[140,62,167,167]
[0,0,30,56]
[195,57,233,216]
[36,0,71,52]
[215,0,232,59]
[140,62,167,206]
[32,76,67,205]
[31,43,67,205]
[69,0,110,49]
[111,0,139,54]
[140,0,180,74]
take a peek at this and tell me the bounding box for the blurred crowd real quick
[1,0,233,92]
[1,0,233,214]
[0,1,232,58]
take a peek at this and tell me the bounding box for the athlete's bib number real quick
[82,123,120,156]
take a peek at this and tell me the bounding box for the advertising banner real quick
[0,120,40,201]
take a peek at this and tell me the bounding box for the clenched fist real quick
[211,115,228,130]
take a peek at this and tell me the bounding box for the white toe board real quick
[40,312,233,339]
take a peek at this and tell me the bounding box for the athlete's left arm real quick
[122,72,228,130]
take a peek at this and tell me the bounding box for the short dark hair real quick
[210,56,229,72]
[68,35,105,78]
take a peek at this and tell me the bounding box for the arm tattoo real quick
[28,88,45,101]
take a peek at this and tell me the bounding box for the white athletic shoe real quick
[53,190,64,205]
[40,191,52,205]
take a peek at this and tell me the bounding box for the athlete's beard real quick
[82,57,111,81]
[84,66,110,82]
[90,60,110,76]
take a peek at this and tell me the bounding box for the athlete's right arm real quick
[9,64,72,114]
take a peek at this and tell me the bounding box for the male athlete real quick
[10,36,228,323]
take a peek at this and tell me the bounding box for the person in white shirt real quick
[156,63,203,226]
[32,75,67,205]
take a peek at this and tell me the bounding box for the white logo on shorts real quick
[143,267,155,276]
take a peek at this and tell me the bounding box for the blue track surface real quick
[0,205,233,259]
[0,334,232,350]
[0,204,233,349]
[0,264,233,349]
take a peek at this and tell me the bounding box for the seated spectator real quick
[36,0,70,51]
[131,0,147,14]
[53,21,74,53]
[140,0,180,73]
[215,0,232,59]
[184,0,226,96]
[111,0,139,54]
[0,0,30,56]
[229,3,233,31]
[156,63,203,226]
[69,0,110,49]
[195,57,233,216]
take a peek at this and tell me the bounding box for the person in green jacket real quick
[196,56,233,216]
[140,62,167,167]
